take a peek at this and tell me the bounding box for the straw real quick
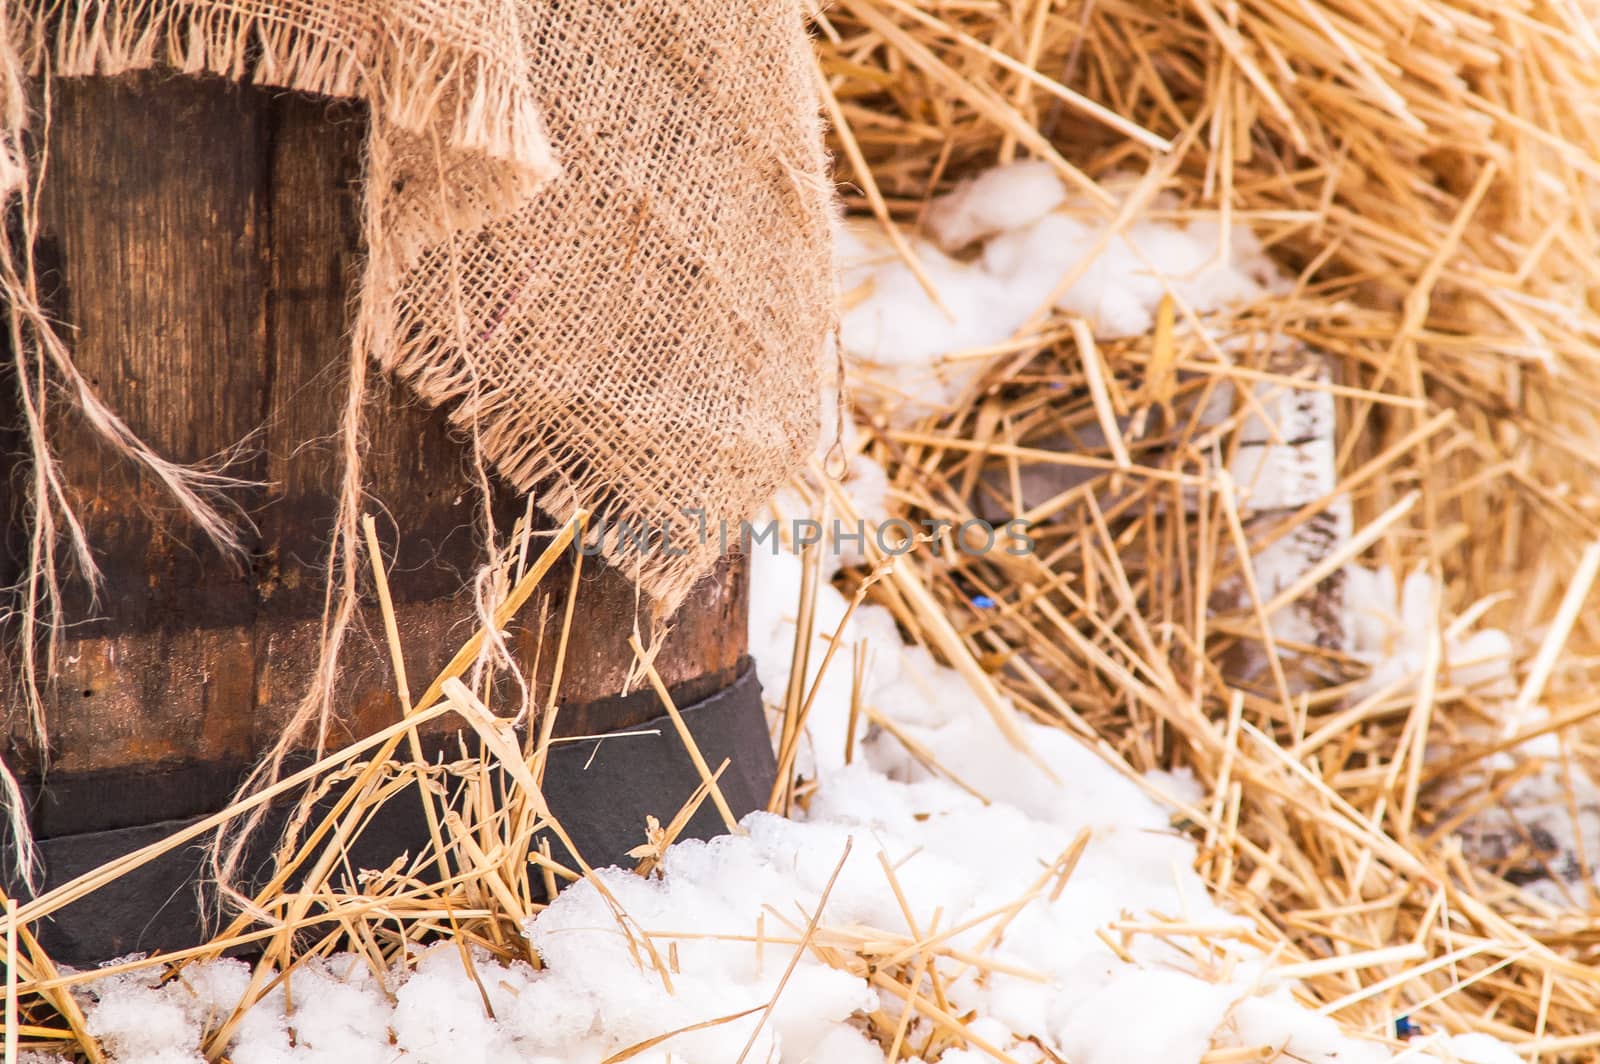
[15,0,1600,1056]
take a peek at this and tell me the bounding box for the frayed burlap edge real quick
[18,0,558,183]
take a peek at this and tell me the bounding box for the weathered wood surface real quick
[2,74,747,792]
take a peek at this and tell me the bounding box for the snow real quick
[1346,565,1517,702]
[1437,1032,1525,1064]
[72,531,1497,1063]
[922,161,1067,249]
[1346,564,1600,905]
[840,160,1285,420]
[64,164,1515,1063]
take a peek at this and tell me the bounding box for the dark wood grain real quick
[1,74,749,785]
[21,74,267,775]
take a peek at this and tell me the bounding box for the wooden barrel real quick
[1,74,770,960]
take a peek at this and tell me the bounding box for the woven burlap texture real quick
[372,2,834,609]
[11,0,832,612]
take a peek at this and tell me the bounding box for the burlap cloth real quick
[4,0,833,612]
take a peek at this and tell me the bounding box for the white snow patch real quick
[1347,565,1516,702]
[840,160,1284,421]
